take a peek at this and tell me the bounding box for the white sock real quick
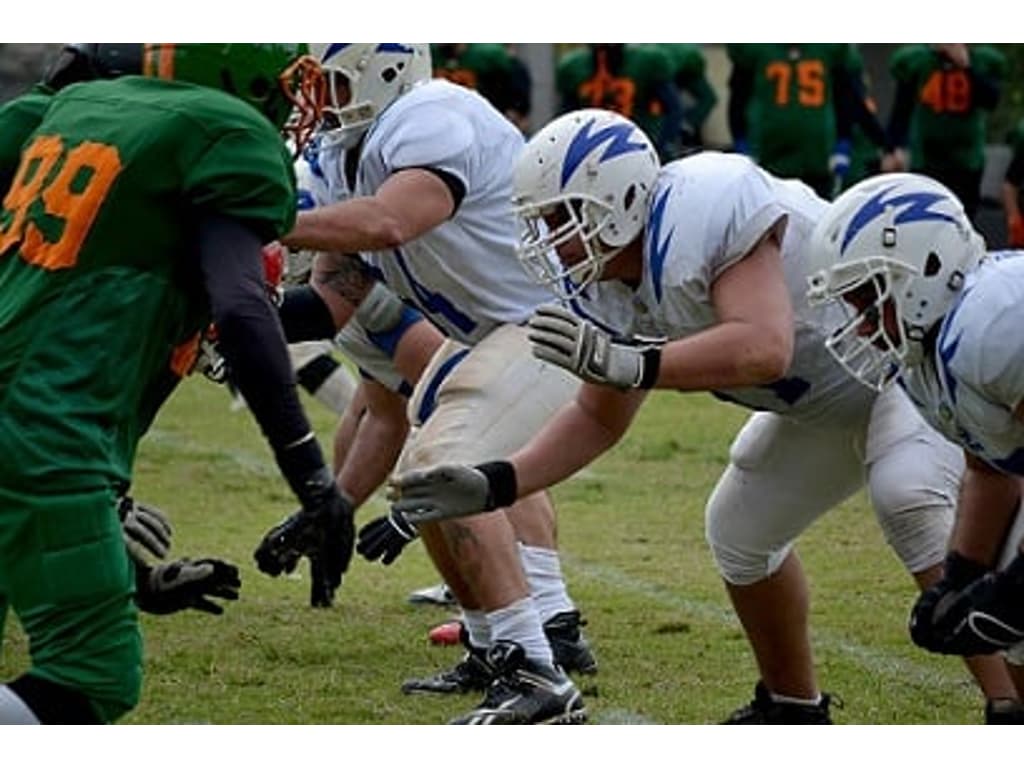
[519,543,574,623]
[487,596,553,669]
[769,689,822,707]
[462,609,490,650]
[0,685,40,724]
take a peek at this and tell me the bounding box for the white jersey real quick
[899,252,1024,474]
[613,151,875,423]
[317,79,553,345]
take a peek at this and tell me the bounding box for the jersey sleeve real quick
[377,102,475,189]
[183,121,296,244]
[703,160,788,282]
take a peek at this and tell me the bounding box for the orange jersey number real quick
[918,70,971,114]
[765,59,826,107]
[0,134,122,271]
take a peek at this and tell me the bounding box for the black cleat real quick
[985,698,1024,724]
[543,610,598,676]
[401,626,495,695]
[722,681,836,724]
[450,641,587,724]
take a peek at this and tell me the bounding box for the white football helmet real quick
[806,173,985,391]
[311,43,431,149]
[513,108,660,299]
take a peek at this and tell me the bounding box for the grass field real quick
[0,373,991,725]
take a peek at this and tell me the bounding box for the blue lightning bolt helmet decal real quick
[842,186,957,255]
[321,43,412,61]
[645,188,674,303]
[561,117,648,189]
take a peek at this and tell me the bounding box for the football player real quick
[379,109,1024,723]
[0,44,351,724]
[266,43,592,724]
[805,173,1024,695]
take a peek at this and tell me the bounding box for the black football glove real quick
[253,466,355,608]
[309,493,356,608]
[939,552,1024,656]
[909,551,989,654]
[135,557,241,616]
[356,511,418,565]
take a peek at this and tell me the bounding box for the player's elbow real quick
[364,213,409,249]
[739,330,793,383]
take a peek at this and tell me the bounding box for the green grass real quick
[0,378,987,723]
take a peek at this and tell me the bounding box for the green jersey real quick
[0,84,53,191]
[728,43,855,181]
[0,76,295,492]
[889,44,1006,172]
[557,44,676,154]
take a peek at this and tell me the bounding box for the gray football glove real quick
[528,304,661,389]
[135,557,241,616]
[118,495,172,564]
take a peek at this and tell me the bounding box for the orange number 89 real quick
[0,135,122,271]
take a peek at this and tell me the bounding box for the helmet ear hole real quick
[623,184,637,211]
[924,252,941,277]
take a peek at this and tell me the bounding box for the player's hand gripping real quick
[253,466,355,608]
[909,551,989,654]
[357,462,519,565]
[935,552,1024,656]
[528,304,661,389]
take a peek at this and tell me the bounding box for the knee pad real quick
[705,470,793,586]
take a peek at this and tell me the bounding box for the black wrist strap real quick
[476,461,518,510]
[638,346,662,389]
[944,550,989,588]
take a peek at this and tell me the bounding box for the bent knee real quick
[706,531,792,586]
[870,484,953,574]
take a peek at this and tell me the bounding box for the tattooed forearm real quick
[313,253,375,306]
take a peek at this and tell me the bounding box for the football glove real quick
[939,552,1024,656]
[356,511,418,566]
[253,466,355,608]
[118,494,172,564]
[135,557,241,616]
[909,551,988,654]
[358,461,519,565]
[528,304,661,389]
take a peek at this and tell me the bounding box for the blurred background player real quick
[883,43,1006,222]
[431,43,532,135]
[556,43,682,161]
[727,43,858,199]
[656,43,718,156]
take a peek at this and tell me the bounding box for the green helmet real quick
[141,44,324,145]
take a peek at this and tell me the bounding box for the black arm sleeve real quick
[843,70,889,150]
[197,214,325,491]
[727,63,753,145]
[968,67,1001,110]
[886,80,915,149]
[832,67,856,144]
